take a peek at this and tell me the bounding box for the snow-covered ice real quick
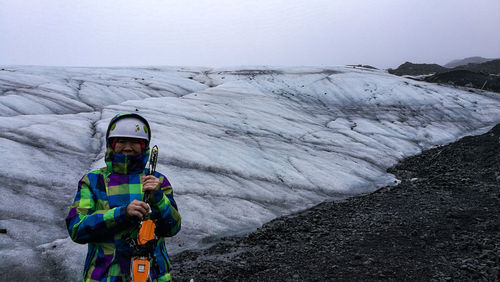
[1,65,499,280]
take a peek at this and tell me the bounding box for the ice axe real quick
[131,145,159,282]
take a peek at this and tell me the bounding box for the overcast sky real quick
[1,0,499,69]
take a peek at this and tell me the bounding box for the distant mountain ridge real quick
[388,57,500,93]
[452,59,500,74]
[387,62,448,76]
[388,57,500,76]
[444,56,497,68]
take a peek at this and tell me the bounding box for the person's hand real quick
[126,200,150,220]
[142,175,160,192]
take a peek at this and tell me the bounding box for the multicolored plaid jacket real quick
[66,114,181,282]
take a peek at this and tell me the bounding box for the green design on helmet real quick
[106,113,152,144]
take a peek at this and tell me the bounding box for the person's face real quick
[113,138,143,155]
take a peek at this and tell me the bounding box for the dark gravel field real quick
[171,123,500,282]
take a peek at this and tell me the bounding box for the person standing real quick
[66,113,181,281]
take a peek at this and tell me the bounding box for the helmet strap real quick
[111,138,118,150]
[139,140,146,151]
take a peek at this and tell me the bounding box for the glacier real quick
[0,65,499,281]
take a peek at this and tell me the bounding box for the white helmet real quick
[108,116,150,141]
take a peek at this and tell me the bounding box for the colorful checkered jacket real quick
[66,114,181,282]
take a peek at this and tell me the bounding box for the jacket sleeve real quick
[65,173,132,244]
[149,173,181,237]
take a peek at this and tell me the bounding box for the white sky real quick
[1,0,499,69]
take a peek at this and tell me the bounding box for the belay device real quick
[131,145,159,282]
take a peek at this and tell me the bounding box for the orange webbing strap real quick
[137,219,156,245]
